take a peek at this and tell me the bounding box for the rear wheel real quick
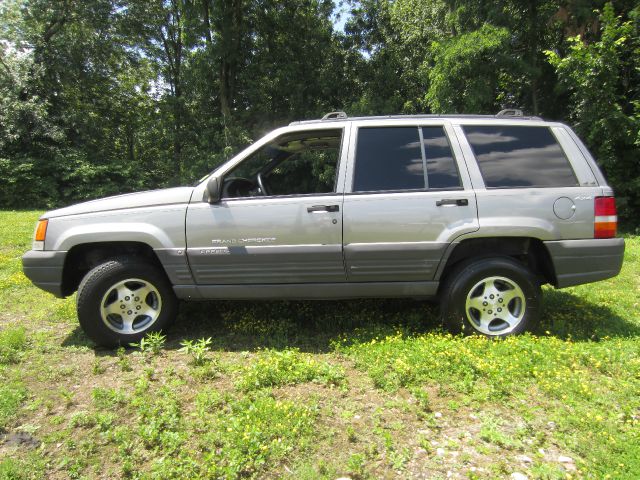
[440,257,540,337]
[77,258,178,348]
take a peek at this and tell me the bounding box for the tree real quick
[547,3,640,218]
[426,24,512,113]
[0,13,63,207]
[0,0,638,222]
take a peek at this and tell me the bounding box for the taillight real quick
[594,197,617,238]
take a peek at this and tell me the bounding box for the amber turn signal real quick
[34,219,48,242]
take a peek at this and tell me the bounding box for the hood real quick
[44,187,195,218]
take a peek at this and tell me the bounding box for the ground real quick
[0,210,638,479]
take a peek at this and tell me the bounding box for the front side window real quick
[463,125,578,188]
[353,126,461,192]
[222,129,341,198]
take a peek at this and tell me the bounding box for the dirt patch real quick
[0,431,42,450]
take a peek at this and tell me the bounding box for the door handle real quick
[307,204,339,213]
[436,198,469,207]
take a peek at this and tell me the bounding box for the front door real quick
[342,123,479,282]
[186,128,347,284]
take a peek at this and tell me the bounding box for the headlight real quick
[33,219,48,250]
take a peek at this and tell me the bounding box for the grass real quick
[236,348,345,391]
[0,209,638,479]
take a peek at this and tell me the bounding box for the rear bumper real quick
[544,238,625,288]
[22,250,68,298]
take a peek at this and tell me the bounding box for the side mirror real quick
[206,176,222,203]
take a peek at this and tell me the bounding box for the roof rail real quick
[289,111,544,125]
[496,108,524,117]
[321,111,348,120]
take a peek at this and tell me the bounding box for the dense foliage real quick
[0,0,638,220]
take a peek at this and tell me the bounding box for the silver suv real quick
[22,110,625,347]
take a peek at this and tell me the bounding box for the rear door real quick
[342,121,479,282]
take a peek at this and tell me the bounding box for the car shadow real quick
[536,288,640,340]
[61,290,639,354]
[170,298,442,353]
[61,298,439,354]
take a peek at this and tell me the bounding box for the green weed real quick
[201,393,318,478]
[130,331,166,356]
[133,385,186,454]
[116,346,132,371]
[0,326,27,364]
[59,387,75,408]
[92,387,127,410]
[0,453,46,480]
[236,348,345,391]
[179,337,212,366]
[0,381,27,429]
[91,358,106,375]
[346,453,366,477]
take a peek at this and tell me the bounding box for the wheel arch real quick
[436,237,557,289]
[61,242,166,297]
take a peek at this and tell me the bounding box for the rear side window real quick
[353,127,423,191]
[353,126,460,192]
[421,127,460,189]
[463,125,578,188]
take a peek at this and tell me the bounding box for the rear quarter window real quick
[463,125,578,188]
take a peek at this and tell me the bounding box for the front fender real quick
[50,222,174,251]
[44,205,187,252]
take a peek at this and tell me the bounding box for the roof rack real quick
[289,110,543,125]
[321,111,348,120]
[496,108,524,117]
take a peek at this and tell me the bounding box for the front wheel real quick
[77,258,178,348]
[439,257,540,337]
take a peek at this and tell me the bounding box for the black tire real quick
[439,257,540,337]
[76,258,178,348]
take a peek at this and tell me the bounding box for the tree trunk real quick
[217,0,243,120]
[160,0,184,183]
[528,0,539,116]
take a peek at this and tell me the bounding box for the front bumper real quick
[22,250,68,298]
[544,238,625,288]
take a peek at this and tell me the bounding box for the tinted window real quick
[463,125,578,188]
[422,127,460,189]
[353,127,424,192]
